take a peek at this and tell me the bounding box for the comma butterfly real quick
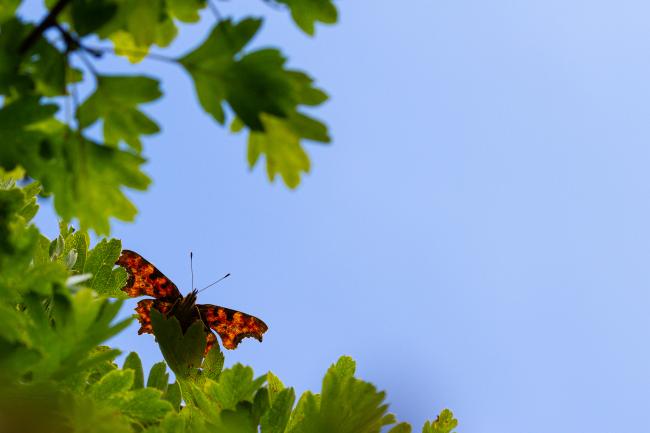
[116,250,268,353]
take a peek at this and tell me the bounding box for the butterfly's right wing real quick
[117,250,182,300]
[198,304,268,350]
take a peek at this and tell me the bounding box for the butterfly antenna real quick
[190,252,195,290]
[197,273,231,293]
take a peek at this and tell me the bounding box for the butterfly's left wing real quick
[116,250,182,300]
[198,304,268,350]
[135,299,176,335]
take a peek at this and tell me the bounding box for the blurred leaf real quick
[388,423,412,433]
[90,369,134,400]
[77,75,162,152]
[71,0,118,36]
[117,387,173,423]
[167,0,205,22]
[9,289,130,382]
[97,0,177,63]
[69,393,133,433]
[275,0,338,35]
[0,0,21,22]
[123,352,145,389]
[147,361,170,391]
[83,346,119,386]
[422,410,458,433]
[0,100,151,233]
[164,381,182,411]
[221,402,260,433]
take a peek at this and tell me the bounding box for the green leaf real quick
[58,228,89,274]
[287,356,390,433]
[147,361,170,391]
[167,0,205,22]
[247,114,313,188]
[422,410,458,433]
[118,387,174,423]
[84,238,128,297]
[266,371,285,405]
[179,18,262,124]
[275,0,338,35]
[261,387,295,433]
[6,288,131,383]
[96,0,178,63]
[71,0,118,36]
[206,363,267,410]
[224,48,298,130]
[0,102,151,233]
[164,381,182,411]
[90,369,135,400]
[180,19,330,188]
[123,352,145,389]
[84,346,119,386]
[150,309,206,378]
[0,18,82,97]
[286,391,319,433]
[388,423,412,433]
[77,75,162,152]
[330,355,356,378]
[0,0,21,22]
[69,393,134,433]
[202,341,225,381]
[220,402,259,433]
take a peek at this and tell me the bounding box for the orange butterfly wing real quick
[134,299,176,335]
[198,304,268,350]
[117,250,267,353]
[117,250,181,300]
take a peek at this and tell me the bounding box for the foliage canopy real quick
[0,2,457,432]
[2,0,332,233]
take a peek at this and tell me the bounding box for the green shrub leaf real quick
[147,361,170,391]
[123,352,145,389]
[422,410,458,433]
[275,0,338,35]
[77,75,162,152]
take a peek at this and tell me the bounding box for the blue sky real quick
[28,1,650,431]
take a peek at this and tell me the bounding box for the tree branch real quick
[19,0,73,54]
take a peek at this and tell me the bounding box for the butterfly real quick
[116,250,268,353]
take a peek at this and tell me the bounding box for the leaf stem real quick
[84,45,178,64]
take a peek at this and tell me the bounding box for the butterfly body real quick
[116,250,268,352]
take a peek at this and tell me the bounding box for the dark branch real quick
[19,0,73,54]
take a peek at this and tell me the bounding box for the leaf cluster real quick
[1,0,336,234]
[0,176,458,433]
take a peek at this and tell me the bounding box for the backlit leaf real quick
[275,0,338,35]
[77,75,161,152]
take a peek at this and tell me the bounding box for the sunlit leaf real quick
[77,75,161,152]
[275,0,338,35]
